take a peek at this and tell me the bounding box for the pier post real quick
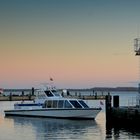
[113,96,119,108]
[105,94,112,121]
[32,87,34,96]
[9,92,12,101]
[95,92,97,99]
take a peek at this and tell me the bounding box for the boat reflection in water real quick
[5,116,103,140]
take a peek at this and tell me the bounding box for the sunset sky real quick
[0,0,140,88]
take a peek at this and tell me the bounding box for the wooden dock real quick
[0,95,35,101]
[105,95,140,127]
[0,95,105,101]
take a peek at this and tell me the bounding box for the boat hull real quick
[4,108,101,119]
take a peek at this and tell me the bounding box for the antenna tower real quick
[134,38,140,55]
[134,38,140,99]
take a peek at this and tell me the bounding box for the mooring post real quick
[105,94,112,121]
[95,92,97,99]
[9,92,12,101]
[113,95,119,108]
[32,87,34,96]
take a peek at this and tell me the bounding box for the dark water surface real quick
[0,92,139,140]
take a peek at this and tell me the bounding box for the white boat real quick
[4,84,101,120]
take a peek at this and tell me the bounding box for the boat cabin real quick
[14,85,90,110]
[43,99,89,109]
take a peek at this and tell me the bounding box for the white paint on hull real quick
[5,108,101,119]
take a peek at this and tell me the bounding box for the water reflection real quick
[106,122,140,140]
[5,116,103,140]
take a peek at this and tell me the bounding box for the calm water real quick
[0,91,140,140]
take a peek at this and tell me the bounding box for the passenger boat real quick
[4,84,101,119]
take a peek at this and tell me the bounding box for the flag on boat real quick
[0,88,4,94]
[100,100,104,105]
[50,77,53,81]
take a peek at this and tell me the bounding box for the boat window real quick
[52,100,58,108]
[52,90,61,97]
[58,100,64,108]
[79,100,89,108]
[46,100,52,108]
[44,90,54,97]
[64,100,72,108]
[69,100,82,108]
